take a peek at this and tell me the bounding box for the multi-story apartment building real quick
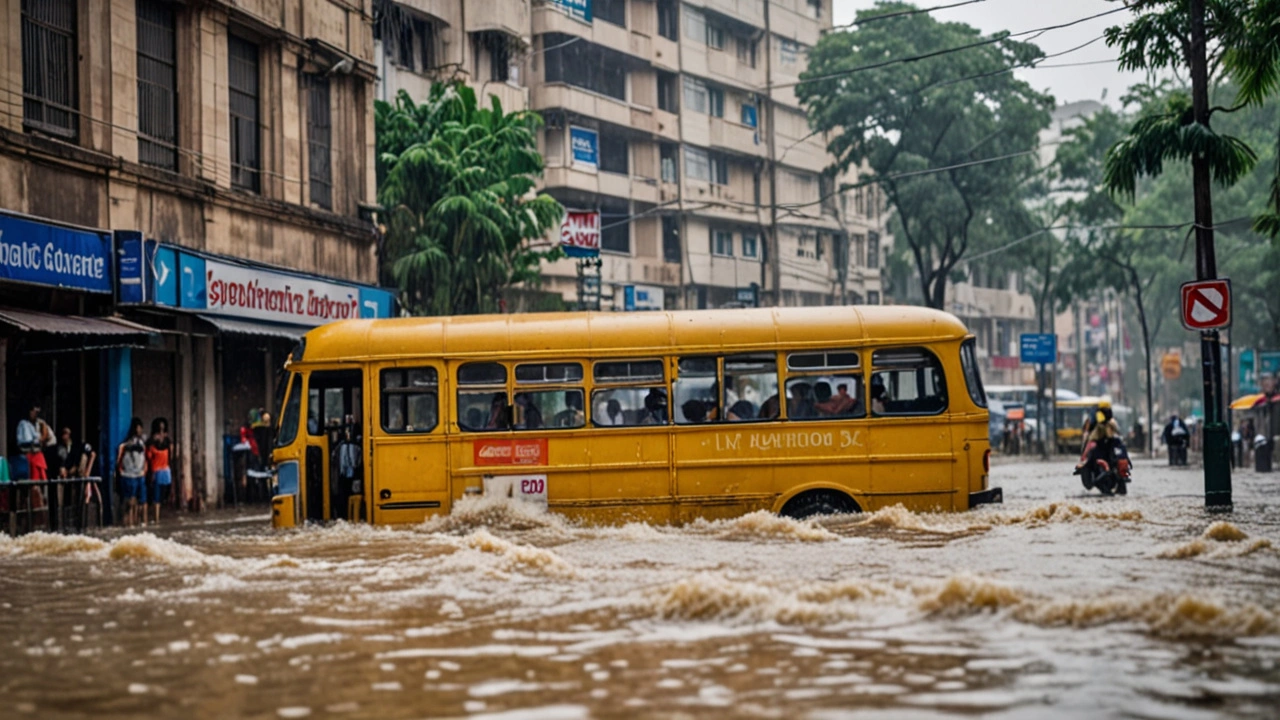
[373,0,890,311]
[0,0,388,511]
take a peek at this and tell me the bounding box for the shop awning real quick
[1229,393,1267,410]
[0,308,156,336]
[197,314,310,340]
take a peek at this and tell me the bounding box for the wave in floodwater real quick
[1159,521,1276,559]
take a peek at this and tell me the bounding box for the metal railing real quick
[3,477,103,537]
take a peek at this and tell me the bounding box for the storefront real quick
[116,238,396,505]
[0,211,160,525]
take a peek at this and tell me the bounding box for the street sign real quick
[1180,278,1231,330]
[1019,333,1056,364]
[1161,352,1182,381]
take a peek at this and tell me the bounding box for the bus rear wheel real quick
[780,490,860,519]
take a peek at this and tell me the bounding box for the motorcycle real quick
[1075,436,1132,496]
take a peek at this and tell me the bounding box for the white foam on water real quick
[466,704,589,720]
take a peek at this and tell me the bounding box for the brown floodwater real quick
[2,458,1279,719]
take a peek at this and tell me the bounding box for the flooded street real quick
[3,459,1279,719]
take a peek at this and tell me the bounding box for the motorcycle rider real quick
[1162,413,1190,466]
[1076,401,1131,492]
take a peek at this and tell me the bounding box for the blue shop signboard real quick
[570,126,599,172]
[551,0,592,22]
[116,238,396,325]
[0,212,112,293]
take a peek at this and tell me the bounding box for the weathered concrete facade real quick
[0,0,379,280]
[0,0,381,510]
[374,0,893,311]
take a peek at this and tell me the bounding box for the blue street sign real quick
[0,212,112,293]
[551,0,592,22]
[1020,333,1057,364]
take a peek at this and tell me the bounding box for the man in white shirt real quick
[16,404,51,481]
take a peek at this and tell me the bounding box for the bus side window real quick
[591,359,667,427]
[870,348,948,416]
[381,368,438,433]
[785,350,863,420]
[723,354,778,422]
[673,357,718,424]
[458,363,508,431]
[513,362,585,431]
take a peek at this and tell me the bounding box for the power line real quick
[774,6,1129,90]
[960,217,1255,263]
[829,0,989,31]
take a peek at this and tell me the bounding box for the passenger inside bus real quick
[485,393,508,429]
[514,393,544,429]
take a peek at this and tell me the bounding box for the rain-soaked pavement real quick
[2,458,1278,720]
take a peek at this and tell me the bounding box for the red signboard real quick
[473,439,548,466]
[559,211,600,258]
[1180,279,1231,330]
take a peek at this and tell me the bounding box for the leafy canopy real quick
[376,82,564,316]
[1103,0,1280,239]
[798,1,1053,309]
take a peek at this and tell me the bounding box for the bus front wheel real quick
[780,490,860,519]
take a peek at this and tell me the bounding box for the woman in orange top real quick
[146,418,173,525]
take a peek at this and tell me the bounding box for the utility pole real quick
[1189,0,1232,509]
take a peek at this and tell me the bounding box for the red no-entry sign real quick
[1180,278,1231,330]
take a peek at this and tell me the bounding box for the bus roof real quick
[297,306,971,363]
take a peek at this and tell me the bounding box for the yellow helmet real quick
[1097,399,1112,409]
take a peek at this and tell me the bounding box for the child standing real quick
[146,418,173,525]
[116,418,148,527]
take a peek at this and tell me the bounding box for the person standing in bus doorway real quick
[116,418,148,527]
[146,418,173,525]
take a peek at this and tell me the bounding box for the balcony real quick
[652,35,679,72]
[690,0,766,30]
[533,6,647,62]
[463,0,529,39]
[708,117,765,158]
[542,166,660,205]
[705,49,765,93]
[654,108,680,142]
[467,80,528,113]
[532,84,632,127]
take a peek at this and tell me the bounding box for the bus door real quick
[370,363,449,524]
[302,369,365,521]
[867,348,955,511]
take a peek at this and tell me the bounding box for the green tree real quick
[799,1,1053,309]
[376,82,564,316]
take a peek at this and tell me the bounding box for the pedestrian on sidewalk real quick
[116,418,148,527]
[146,418,173,525]
[16,404,50,514]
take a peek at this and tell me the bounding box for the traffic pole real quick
[1189,0,1231,510]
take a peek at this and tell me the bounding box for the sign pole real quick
[1051,357,1058,457]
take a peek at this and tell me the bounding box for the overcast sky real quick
[831,0,1150,108]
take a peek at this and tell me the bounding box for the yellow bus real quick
[268,306,999,528]
[1055,396,1102,454]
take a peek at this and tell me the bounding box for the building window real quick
[706,23,725,50]
[712,229,733,257]
[852,233,865,267]
[596,0,626,27]
[660,143,678,182]
[683,75,707,114]
[228,34,261,193]
[868,290,880,305]
[708,86,724,118]
[710,153,728,185]
[742,234,758,258]
[417,19,436,71]
[736,36,756,67]
[807,0,823,20]
[657,0,678,40]
[601,199,630,254]
[683,7,706,43]
[867,231,880,269]
[476,32,510,82]
[136,0,177,170]
[545,35,626,101]
[599,133,628,175]
[741,102,757,128]
[684,145,709,181]
[21,0,79,140]
[662,216,680,263]
[657,71,678,113]
[307,75,332,210]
